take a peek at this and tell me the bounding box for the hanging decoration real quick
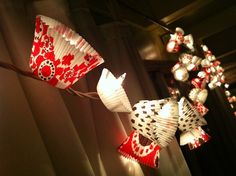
[180,126,210,150]
[196,45,225,90]
[118,131,160,168]
[97,68,132,112]
[171,63,189,82]
[178,97,209,149]
[179,53,202,71]
[188,88,208,104]
[130,98,179,147]
[166,27,194,53]
[178,97,207,132]
[29,15,104,89]
[0,14,233,169]
[165,27,232,149]
[223,84,236,116]
[117,98,179,167]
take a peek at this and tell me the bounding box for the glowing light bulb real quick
[97,68,132,112]
[174,66,189,82]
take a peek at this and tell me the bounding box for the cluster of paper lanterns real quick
[96,68,209,167]
[166,27,217,149]
[167,28,225,90]
[27,16,214,168]
[27,15,174,168]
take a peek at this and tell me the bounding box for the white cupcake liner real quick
[189,88,208,104]
[180,128,201,146]
[130,98,179,147]
[178,97,207,132]
[97,68,132,112]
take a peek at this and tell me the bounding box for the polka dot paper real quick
[130,98,179,147]
[178,97,207,132]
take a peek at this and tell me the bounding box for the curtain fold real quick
[0,0,94,175]
[0,20,56,176]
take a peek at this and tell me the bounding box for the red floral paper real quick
[29,15,104,89]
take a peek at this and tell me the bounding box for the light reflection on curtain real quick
[0,0,191,175]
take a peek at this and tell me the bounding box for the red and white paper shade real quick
[193,102,209,116]
[166,27,194,53]
[180,126,210,150]
[179,53,202,71]
[118,131,160,168]
[29,15,104,89]
[178,97,207,132]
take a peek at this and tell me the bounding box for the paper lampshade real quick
[178,97,207,132]
[166,40,180,53]
[166,27,194,53]
[29,15,104,89]
[166,27,184,53]
[171,63,189,82]
[189,88,208,104]
[193,102,209,116]
[130,98,179,147]
[180,127,210,150]
[183,34,194,51]
[201,45,216,62]
[179,53,201,71]
[191,78,206,89]
[118,131,160,168]
[97,68,132,112]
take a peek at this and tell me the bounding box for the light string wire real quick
[0,60,99,99]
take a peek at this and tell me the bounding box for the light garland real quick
[0,15,233,169]
[166,27,236,148]
[29,15,104,89]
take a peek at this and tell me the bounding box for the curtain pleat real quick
[0,0,94,175]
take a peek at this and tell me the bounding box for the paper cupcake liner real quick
[180,127,210,149]
[193,102,209,116]
[189,88,208,104]
[29,15,104,89]
[131,98,179,147]
[118,131,160,168]
[97,68,132,112]
[178,97,207,132]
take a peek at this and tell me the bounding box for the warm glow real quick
[225,90,231,97]
[97,68,132,112]
[174,67,189,82]
[224,83,229,88]
[130,98,179,147]
[159,101,177,119]
[99,71,125,93]
[189,88,208,104]
[119,156,144,176]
